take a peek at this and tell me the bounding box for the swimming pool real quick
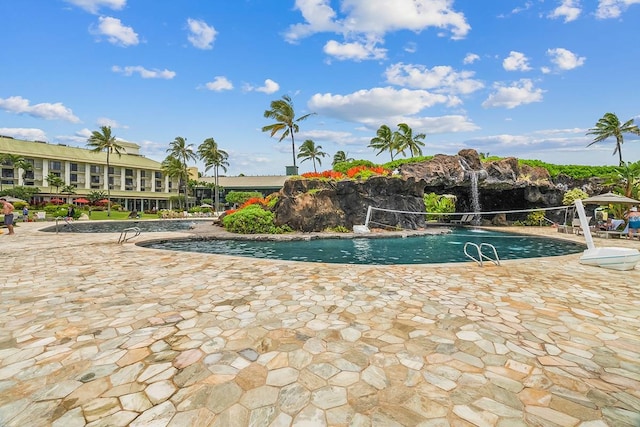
[141,228,584,265]
[40,219,199,233]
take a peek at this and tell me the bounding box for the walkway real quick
[0,222,639,426]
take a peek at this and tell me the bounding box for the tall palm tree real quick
[262,95,315,169]
[297,139,328,173]
[46,173,65,196]
[197,137,229,213]
[587,113,640,166]
[395,123,426,158]
[0,154,25,188]
[332,150,354,166]
[161,155,188,209]
[87,126,125,216]
[14,158,32,185]
[369,124,400,161]
[166,136,196,209]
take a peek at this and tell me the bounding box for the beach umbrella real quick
[50,198,64,204]
[74,198,89,204]
[582,192,640,205]
[96,199,110,205]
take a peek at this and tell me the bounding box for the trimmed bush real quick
[222,205,290,234]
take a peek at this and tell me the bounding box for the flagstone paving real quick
[0,222,639,426]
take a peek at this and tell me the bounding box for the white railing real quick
[463,242,501,267]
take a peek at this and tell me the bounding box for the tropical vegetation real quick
[297,139,327,173]
[166,136,196,209]
[586,112,640,166]
[262,94,315,169]
[197,137,229,212]
[87,126,125,216]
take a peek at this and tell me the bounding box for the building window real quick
[90,165,101,174]
[50,161,62,170]
[91,176,101,184]
[155,171,161,179]
[1,169,14,178]
[108,167,115,175]
[70,174,78,182]
[70,163,78,172]
[24,170,34,179]
[140,170,146,178]
[125,169,133,177]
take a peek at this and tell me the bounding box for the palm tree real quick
[332,150,354,166]
[262,95,315,169]
[587,113,640,166]
[46,173,65,196]
[297,139,328,173]
[87,126,125,216]
[395,123,426,157]
[197,137,229,213]
[161,155,188,210]
[60,185,76,204]
[0,154,25,188]
[166,136,196,209]
[369,124,400,161]
[603,161,640,198]
[15,158,32,185]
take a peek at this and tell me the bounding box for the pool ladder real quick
[118,227,141,244]
[463,242,501,267]
[54,216,76,233]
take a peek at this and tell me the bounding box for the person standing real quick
[625,206,640,240]
[22,205,29,222]
[0,198,15,235]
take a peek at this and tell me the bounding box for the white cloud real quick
[548,0,582,22]
[97,117,127,128]
[547,47,586,70]
[503,51,532,71]
[112,65,176,79]
[187,18,217,50]
[308,86,456,128]
[204,76,234,91]
[255,79,280,94]
[285,0,470,46]
[596,0,640,19]
[463,53,480,64]
[482,79,544,109]
[323,39,387,61]
[0,96,80,123]
[384,63,484,95]
[92,16,139,46]
[64,0,125,14]
[0,128,48,141]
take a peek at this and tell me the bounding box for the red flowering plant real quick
[301,170,346,179]
[346,165,391,179]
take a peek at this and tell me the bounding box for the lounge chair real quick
[573,216,592,235]
[594,220,627,239]
[452,213,474,224]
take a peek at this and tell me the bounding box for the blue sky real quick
[1,0,639,176]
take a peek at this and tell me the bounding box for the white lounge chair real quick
[452,214,474,224]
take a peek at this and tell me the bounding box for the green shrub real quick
[519,159,619,179]
[225,191,263,206]
[333,160,376,174]
[524,210,546,226]
[424,193,456,221]
[222,205,290,234]
[327,225,349,233]
[562,188,588,206]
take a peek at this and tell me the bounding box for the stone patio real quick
[0,222,639,426]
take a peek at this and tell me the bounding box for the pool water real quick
[142,228,584,265]
[41,219,197,233]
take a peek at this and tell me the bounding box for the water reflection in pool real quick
[142,228,584,265]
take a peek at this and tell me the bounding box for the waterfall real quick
[459,158,482,224]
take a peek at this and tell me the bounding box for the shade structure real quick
[582,192,640,205]
[50,198,64,204]
[200,203,213,208]
[74,198,89,204]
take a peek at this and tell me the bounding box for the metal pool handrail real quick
[464,242,501,266]
[54,216,76,233]
[118,227,141,244]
